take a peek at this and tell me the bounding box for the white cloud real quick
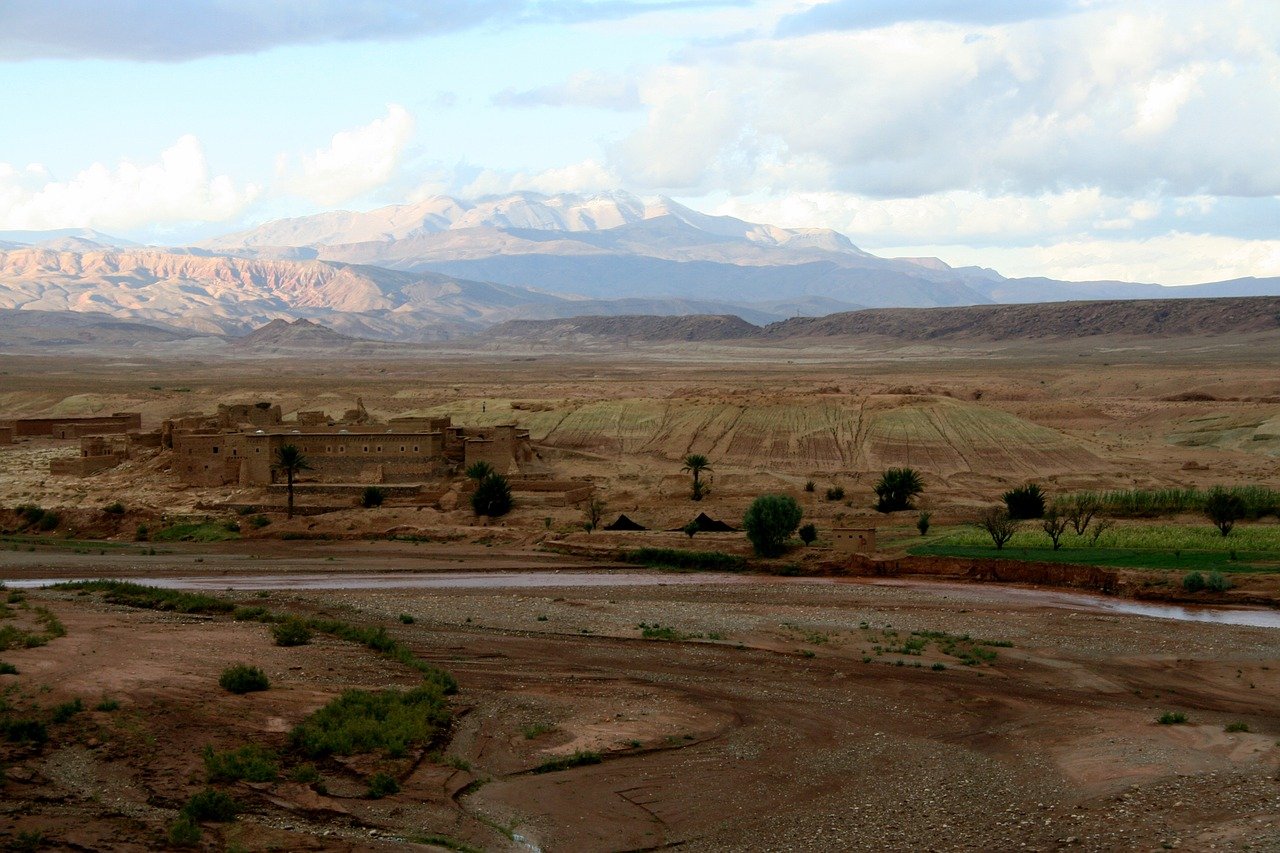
[0,135,258,232]
[458,160,620,198]
[881,233,1280,286]
[282,105,415,206]
[605,2,1280,198]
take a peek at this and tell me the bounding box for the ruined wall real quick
[238,432,449,486]
[6,413,141,437]
[830,527,877,554]
[0,426,11,444]
[173,432,245,487]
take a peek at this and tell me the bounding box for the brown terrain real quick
[2,321,1280,851]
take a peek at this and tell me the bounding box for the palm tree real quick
[273,444,312,519]
[681,454,712,501]
[464,460,495,481]
[873,467,923,513]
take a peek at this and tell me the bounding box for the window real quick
[363,446,369,452]
[376,446,382,452]
[212,447,218,454]
[400,446,405,452]
[413,446,418,452]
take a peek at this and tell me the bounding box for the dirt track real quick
[2,558,1278,851]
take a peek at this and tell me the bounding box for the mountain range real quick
[1,191,1277,341]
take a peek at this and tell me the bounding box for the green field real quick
[910,523,1280,573]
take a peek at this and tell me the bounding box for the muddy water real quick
[10,570,1280,629]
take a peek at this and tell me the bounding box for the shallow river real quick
[8,570,1280,629]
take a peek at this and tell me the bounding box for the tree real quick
[583,495,606,533]
[977,507,1018,550]
[873,467,923,513]
[916,510,931,536]
[1003,483,1046,519]
[1063,493,1101,535]
[1204,488,1245,537]
[465,461,495,481]
[361,486,385,508]
[681,454,712,501]
[273,444,312,520]
[798,523,818,545]
[743,494,803,557]
[1041,509,1068,550]
[471,473,512,518]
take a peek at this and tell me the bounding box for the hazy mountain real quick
[0,307,201,348]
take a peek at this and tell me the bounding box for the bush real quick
[977,507,1018,549]
[288,763,320,783]
[1157,711,1188,725]
[621,548,746,571]
[134,523,149,541]
[219,664,270,694]
[464,461,494,481]
[2,718,47,743]
[1182,571,1206,593]
[51,698,84,723]
[289,686,450,758]
[1224,721,1250,733]
[743,494,803,557]
[180,787,240,822]
[272,618,313,647]
[798,523,818,545]
[1003,483,1046,519]
[873,468,923,513]
[470,473,512,518]
[825,486,845,501]
[0,662,17,675]
[203,743,279,783]
[250,514,270,528]
[803,480,815,493]
[1204,571,1232,593]
[104,502,125,515]
[167,815,201,846]
[1204,487,1246,536]
[532,750,602,774]
[361,486,386,508]
[366,772,400,798]
[37,511,59,531]
[916,510,931,536]
[95,697,120,712]
[399,613,415,624]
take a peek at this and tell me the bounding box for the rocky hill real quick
[0,308,200,348]
[488,313,761,343]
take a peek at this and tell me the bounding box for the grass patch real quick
[219,664,270,694]
[1064,486,1280,519]
[95,697,120,712]
[912,523,1280,572]
[366,771,400,798]
[180,787,240,821]
[51,698,84,723]
[289,686,450,758]
[522,722,555,739]
[151,521,241,542]
[1224,721,1250,733]
[55,580,235,615]
[271,618,313,647]
[622,547,746,572]
[532,749,602,774]
[0,662,17,675]
[2,718,48,743]
[203,743,279,783]
[1158,711,1188,725]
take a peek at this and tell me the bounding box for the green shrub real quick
[134,523,149,541]
[361,486,386,508]
[1204,571,1233,593]
[464,461,494,481]
[55,581,236,615]
[916,510,932,536]
[37,512,59,531]
[825,486,844,501]
[0,661,16,674]
[203,743,279,783]
[1003,483,1046,519]
[250,514,270,528]
[399,613,415,624]
[272,618,313,647]
[1204,487,1246,536]
[180,787,240,822]
[470,473,512,517]
[1181,571,1206,593]
[1157,711,1188,725]
[873,467,923,513]
[219,664,270,694]
[51,698,84,723]
[1224,721,1250,733]
[366,772,400,798]
[289,686,450,758]
[743,494,803,557]
[2,718,47,743]
[803,480,815,492]
[798,523,818,545]
[532,750,602,774]
[288,763,320,783]
[167,815,202,846]
[103,502,125,515]
[95,697,120,712]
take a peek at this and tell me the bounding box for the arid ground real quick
[2,338,1280,851]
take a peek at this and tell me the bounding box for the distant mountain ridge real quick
[1,190,1279,340]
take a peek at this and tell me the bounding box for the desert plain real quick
[1,330,1279,851]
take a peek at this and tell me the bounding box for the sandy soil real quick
[1,556,1278,851]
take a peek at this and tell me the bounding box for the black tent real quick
[604,514,647,531]
[688,512,736,533]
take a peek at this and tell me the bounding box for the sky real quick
[0,0,1277,284]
